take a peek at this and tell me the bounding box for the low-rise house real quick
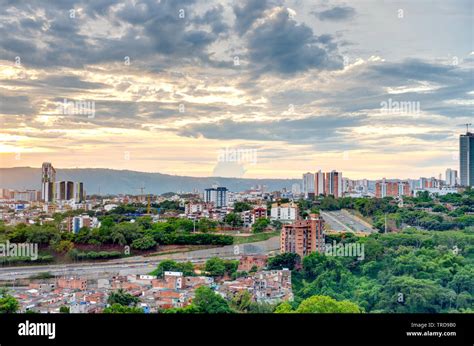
[184,276,214,288]
[237,255,268,272]
[152,271,183,290]
[57,277,87,290]
[218,269,293,304]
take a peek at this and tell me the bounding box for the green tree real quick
[51,239,74,254]
[131,235,157,250]
[103,304,144,313]
[107,289,140,306]
[432,204,448,213]
[153,260,195,277]
[374,276,455,313]
[268,253,300,270]
[174,218,195,233]
[233,202,252,212]
[136,216,153,230]
[449,266,474,294]
[230,290,253,313]
[223,213,243,227]
[296,295,362,313]
[205,257,226,276]
[274,301,294,313]
[319,196,340,211]
[197,218,218,233]
[271,220,283,231]
[0,288,19,313]
[252,218,270,233]
[193,286,233,313]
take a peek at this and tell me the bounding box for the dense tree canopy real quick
[291,228,474,313]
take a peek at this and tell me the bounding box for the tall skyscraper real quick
[314,170,325,196]
[74,182,85,203]
[445,168,458,187]
[41,162,56,202]
[55,181,74,201]
[302,172,315,197]
[324,170,343,198]
[460,132,474,187]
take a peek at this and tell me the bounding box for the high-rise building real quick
[314,170,325,196]
[445,168,458,187]
[204,186,228,208]
[460,132,474,187]
[375,179,411,198]
[41,162,56,202]
[55,181,74,201]
[280,214,325,258]
[418,177,440,189]
[302,172,315,197]
[74,182,85,203]
[324,170,342,198]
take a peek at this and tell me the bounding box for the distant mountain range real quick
[0,167,301,195]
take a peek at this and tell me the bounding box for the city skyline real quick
[0,0,473,180]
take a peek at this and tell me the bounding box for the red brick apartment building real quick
[57,277,87,290]
[314,170,343,198]
[280,214,325,258]
[375,179,411,198]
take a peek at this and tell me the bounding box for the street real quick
[321,210,375,233]
[0,236,280,280]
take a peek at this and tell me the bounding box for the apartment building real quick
[375,178,411,198]
[280,213,325,258]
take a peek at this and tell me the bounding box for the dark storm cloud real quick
[313,6,356,22]
[172,57,472,147]
[307,59,474,119]
[367,59,457,85]
[195,5,230,35]
[178,114,365,143]
[0,0,226,69]
[233,0,276,36]
[246,8,343,74]
[0,93,35,115]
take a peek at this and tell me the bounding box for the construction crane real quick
[134,186,146,204]
[133,186,153,215]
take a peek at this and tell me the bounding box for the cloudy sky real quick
[0,0,472,180]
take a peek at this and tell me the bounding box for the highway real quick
[321,210,375,233]
[0,236,280,281]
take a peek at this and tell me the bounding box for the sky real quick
[0,0,473,180]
